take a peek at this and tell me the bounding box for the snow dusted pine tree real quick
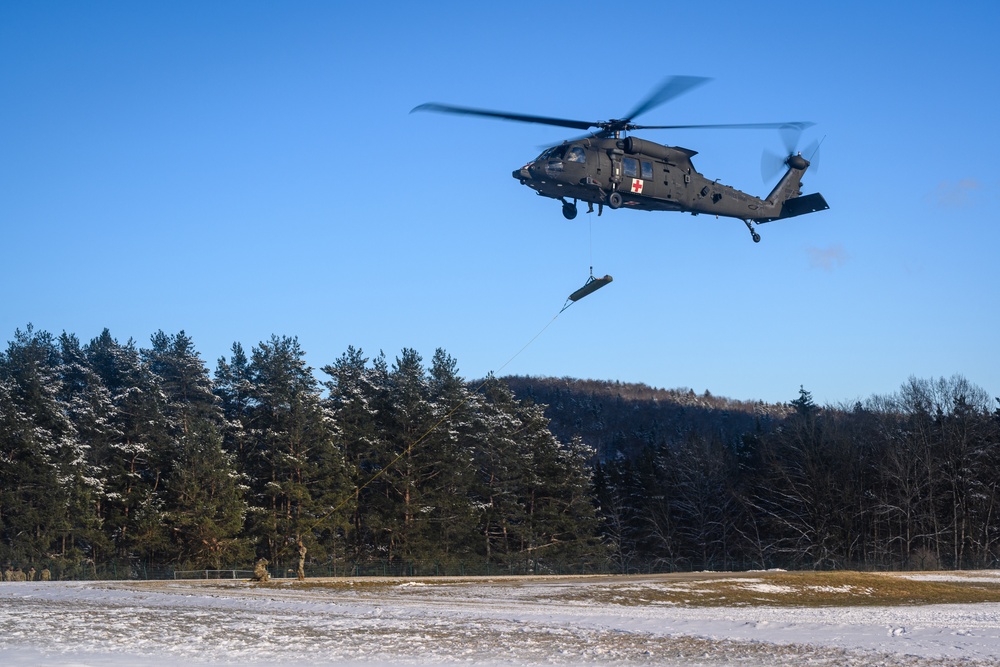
[0,326,93,572]
[382,348,436,562]
[55,332,116,565]
[321,346,379,560]
[471,376,532,565]
[142,331,247,569]
[84,329,172,566]
[470,376,604,571]
[421,349,480,562]
[237,335,349,569]
[214,342,254,474]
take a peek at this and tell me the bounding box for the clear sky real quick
[2,1,997,406]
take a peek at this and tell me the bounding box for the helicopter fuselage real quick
[512,136,820,230]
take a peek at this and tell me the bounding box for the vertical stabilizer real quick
[755,154,827,222]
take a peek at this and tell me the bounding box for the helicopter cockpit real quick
[535,144,586,178]
[537,145,586,163]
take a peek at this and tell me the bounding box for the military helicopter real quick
[413,76,828,243]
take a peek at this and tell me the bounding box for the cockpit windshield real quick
[536,145,585,163]
[538,145,566,160]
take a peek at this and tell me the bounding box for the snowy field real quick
[3,572,1000,666]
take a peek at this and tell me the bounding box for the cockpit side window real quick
[623,157,638,178]
[567,146,586,163]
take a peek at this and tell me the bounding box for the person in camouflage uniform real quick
[40,568,51,581]
[297,541,307,581]
[251,558,270,582]
[3,566,12,582]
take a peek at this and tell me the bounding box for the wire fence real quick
[173,569,255,580]
[10,556,999,583]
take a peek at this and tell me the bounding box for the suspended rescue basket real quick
[562,273,613,312]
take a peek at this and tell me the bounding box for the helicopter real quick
[412,76,828,243]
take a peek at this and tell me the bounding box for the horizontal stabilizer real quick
[781,192,829,219]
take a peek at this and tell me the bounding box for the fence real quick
[13,557,996,583]
[173,569,255,580]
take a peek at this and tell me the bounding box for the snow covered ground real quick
[2,572,1000,666]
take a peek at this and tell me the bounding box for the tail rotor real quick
[761,123,822,182]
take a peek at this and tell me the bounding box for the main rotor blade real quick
[632,121,815,131]
[410,103,596,131]
[622,76,712,122]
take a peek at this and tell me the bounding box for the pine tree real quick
[238,335,349,568]
[420,349,479,562]
[382,348,436,562]
[321,346,380,560]
[55,333,114,565]
[0,326,86,570]
[214,342,255,471]
[471,377,531,565]
[518,405,603,571]
[142,331,246,567]
[84,329,171,565]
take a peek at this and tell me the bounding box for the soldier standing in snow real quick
[297,541,307,581]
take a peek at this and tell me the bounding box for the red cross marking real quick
[631,178,643,193]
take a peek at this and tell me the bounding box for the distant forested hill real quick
[500,375,792,461]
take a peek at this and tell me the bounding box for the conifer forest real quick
[1,325,998,579]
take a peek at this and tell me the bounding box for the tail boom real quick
[753,159,828,223]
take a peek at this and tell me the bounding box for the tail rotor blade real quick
[761,149,787,182]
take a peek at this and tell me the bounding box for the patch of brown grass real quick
[554,571,1000,608]
[170,570,1000,609]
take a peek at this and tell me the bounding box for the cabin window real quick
[567,146,586,163]
[623,157,638,178]
[641,161,653,179]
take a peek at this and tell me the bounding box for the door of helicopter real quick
[609,150,623,190]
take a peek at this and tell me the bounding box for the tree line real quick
[2,325,998,578]
[518,377,1000,572]
[0,326,601,578]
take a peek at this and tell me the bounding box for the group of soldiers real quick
[3,565,51,582]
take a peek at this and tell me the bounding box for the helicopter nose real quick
[513,166,531,181]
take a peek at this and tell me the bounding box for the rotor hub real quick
[787,154,809,170]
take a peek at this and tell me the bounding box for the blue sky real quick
[2,1,997,406]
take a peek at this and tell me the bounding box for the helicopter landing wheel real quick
[752,232,761,243]
[562,201,578,220]
[607,191,623,209]
[742,219,760,244]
